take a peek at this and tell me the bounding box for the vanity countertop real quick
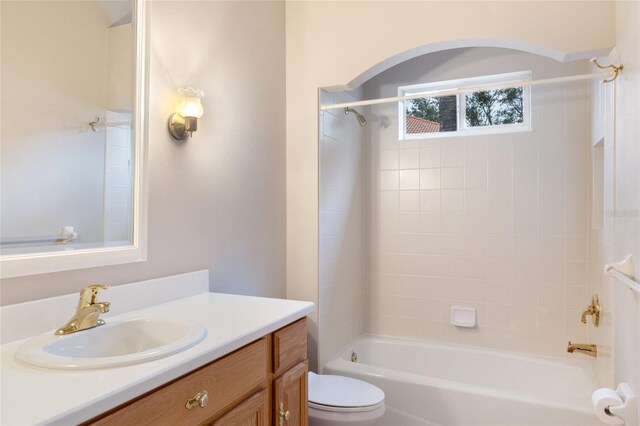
[1,292,314,425]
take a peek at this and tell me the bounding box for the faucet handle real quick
[78,284,110,305]
[580,294,600,327]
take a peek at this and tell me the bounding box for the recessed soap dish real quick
[451,306,476,328]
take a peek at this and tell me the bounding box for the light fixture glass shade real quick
[178,87,204,118]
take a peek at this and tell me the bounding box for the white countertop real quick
[1,292,314,425]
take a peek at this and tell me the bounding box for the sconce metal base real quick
[168,113,196,141]
[168,113,188,140]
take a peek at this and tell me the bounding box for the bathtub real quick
[323,335,600,426]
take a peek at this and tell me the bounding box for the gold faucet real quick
[55,284,111,335]
[581,294,600,327]
[567,341,598,357]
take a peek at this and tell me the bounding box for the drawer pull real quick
[185,390,209,409]
[279,402,290,426]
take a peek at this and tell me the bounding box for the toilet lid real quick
[308,372,385,408]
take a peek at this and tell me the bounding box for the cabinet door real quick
[274,361,308,426]
[211,390,268,426]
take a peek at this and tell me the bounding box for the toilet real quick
[308,372,385,426]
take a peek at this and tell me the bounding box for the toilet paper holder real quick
[598,383,637,425]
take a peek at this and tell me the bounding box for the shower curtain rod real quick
[320,70,615,111]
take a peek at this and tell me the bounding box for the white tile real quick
[538,260,564,284]
[486,258,514,282]
[441,190,464,211]
[420,255,443,277]
[441,143,465,167]
[539,186,564,211]
[441,212,464,233]
[487,235,513,258]
[442,234,467,256]
[420,190,441,211]
[419,234,442,255]
[420,169,441,190]
[488,187,513,211]
[465,166,488,189]
[380,170,399,190]
[513,235,538,258]
[399,148,420,169]
[465,141,488,166]
[419,146,441,169]
[538,236,564,259]
[380,149,398,170]
[419,299,443,321]
[511,306,538,330]
[487,140,512,166]
[399,211,420,233]
[512,284,538,307]
[488,164,513,188]
[538,211,564,235]
[514,188,538,211]
[463,234,488,256]
[465,280,488,302]
[486,304,511,327]
[565,236,588,261]
[442,168,465,189]
[420,277,443,298]
[513,160,538,188]
[464,212,488,235]
[379,191,399,211]
[565,286,589,311]
[399,170,420,190]
[464,189,487,211]
[488,212,513,234]
[442,256,466,279]
[487,282,512,304]
[420,212,441,233]
[399,190,420,211]
[538,158,564,187]
[565,261,588,286]
[465,257,488,280]
[442,278,465,299]
[378,211,399,233]
[538,284,564,309]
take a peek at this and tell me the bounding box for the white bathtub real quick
[323,335,600,426]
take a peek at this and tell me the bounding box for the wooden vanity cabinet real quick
[273,319,308,426]
[86,318,308,426]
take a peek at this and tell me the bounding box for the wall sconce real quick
[168,87,204,141]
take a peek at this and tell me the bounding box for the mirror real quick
[0,0,147,278]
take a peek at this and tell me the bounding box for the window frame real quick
[398,71,532,140]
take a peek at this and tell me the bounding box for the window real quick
[398,71,531,140]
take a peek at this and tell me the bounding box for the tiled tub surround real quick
[362,48,597,359]
[318,90,367,368]
[0,271,314,425]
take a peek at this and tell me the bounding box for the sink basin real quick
[16,317,207,369]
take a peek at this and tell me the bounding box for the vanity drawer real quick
[88,338,268,426]
[273,318,307,376]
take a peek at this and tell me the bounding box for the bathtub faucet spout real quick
[567,341,597,357]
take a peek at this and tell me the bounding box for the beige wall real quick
[613,0,640,419]
[286,1,616,370]
[1,1,287,305]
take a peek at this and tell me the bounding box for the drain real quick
[351,351,358,362]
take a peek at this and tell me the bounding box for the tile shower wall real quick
[363,48,596,359]
[587,68,615,387]
[319,90,367,368]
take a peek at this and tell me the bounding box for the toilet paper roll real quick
[592,388,625,425]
